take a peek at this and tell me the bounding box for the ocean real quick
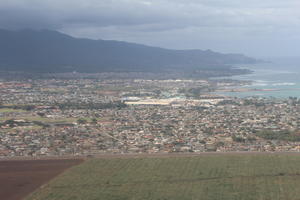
[216,58,300,98]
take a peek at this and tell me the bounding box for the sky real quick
[1,0,300,57]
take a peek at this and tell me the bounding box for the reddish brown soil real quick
[0,152,298,200]
[0,159,83,200]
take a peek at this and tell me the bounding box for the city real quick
[1,76,300,157]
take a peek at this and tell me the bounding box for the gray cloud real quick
[1,0,300,56]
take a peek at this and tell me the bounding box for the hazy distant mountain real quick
[0,29,258,73]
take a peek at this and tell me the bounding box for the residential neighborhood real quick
[1,77,300,157]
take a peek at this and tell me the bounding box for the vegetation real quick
[178,87,212,98]
[0,108,26,113]
[27,154,300,200]
[57,101,126,110]
[0,29,257,73]
[232,135,246,143]
[0,116,77,123]
[256,130,300,141]
[0,105,34,111]
[77,118,88,124]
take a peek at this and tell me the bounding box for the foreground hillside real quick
[27,154,300,200]
[0,29,257,73]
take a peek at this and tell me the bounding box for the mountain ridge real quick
[0,29,258,73]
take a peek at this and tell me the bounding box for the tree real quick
[77,118,87,124]
[92,118,98,124]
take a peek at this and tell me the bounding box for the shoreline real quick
[215,87,300,93]
[213,64,300,97]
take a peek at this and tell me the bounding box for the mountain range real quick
[0,29,258,73]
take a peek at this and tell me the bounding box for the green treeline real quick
[256,130,300,142]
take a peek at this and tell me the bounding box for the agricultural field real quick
[26,154,300,200]
[0,159,83,200]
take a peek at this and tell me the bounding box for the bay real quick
[216,58,300,98]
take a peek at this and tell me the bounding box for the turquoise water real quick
[217,59,300,98]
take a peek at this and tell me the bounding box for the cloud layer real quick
[1,0,300,56]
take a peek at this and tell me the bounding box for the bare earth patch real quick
[0,159,83,200]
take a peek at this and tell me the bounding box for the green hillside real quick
[0,29,257,73]
[27,154,300,200]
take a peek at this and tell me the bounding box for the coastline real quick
[213,63,300,98]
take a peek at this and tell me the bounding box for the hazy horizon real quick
[1,0,300,58]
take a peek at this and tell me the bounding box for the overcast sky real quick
[1,0,300,57]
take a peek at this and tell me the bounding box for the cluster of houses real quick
[1,78,300,157]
